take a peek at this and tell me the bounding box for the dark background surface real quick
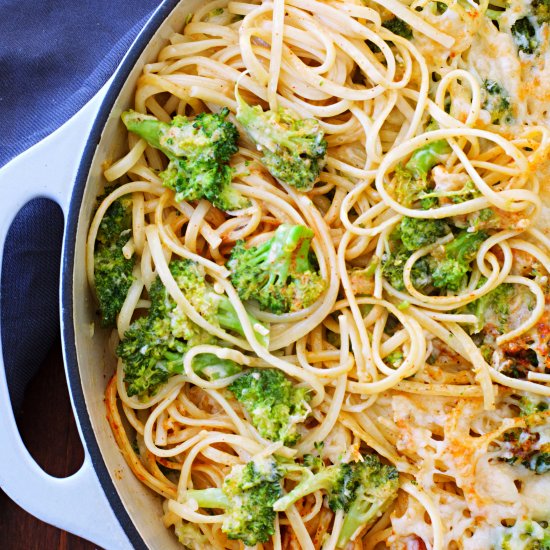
[0,339,97,550]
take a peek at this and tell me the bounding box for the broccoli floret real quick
[431,230,487,291]
[509,396,550,476]
[337,455,399,547]
[398,217,449,251]
[501,347,540,380]
[422,180,480,205]
[227,224,326,314]
[392,139,451,207]
[519,395,550,417]
[184,457,282,546]
[273,461,357,512]
[182,454,397,547]
[382,17,413,39]
[497,521,550,550]
[118,260,265,398]
[228,368,311,445]
[348,262,377,296]
[166,259,269,348]
[367,17,412,52]
[116,313,185,398]
[465,283,514,333]
[499,415,550,475]
[122,109,248,211]
[382,245,432,291]
[383,225,486,293]
[382,217,448,291]
[508,0,550,58]
[525,452,550,474]
[394,164,429,208]
[272,454,399,548]
[508,0,550,57]
[533,0,550,23]
[482,80,514,124]
[174,521,213,550]
[94,194,135,327]
[385,350,405,368]
[511,17,539,55]
[235,90,327,191]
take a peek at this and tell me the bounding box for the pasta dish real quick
[86,0,550,547]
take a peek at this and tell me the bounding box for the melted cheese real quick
[389,392,550,548]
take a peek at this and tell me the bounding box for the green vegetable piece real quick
[122,109,248,211]
[382,245,432,292]
[274,461,356,512]
[228,223,326,314]
[392,137,451,207]
[185,457,282,546]
[498,421,550,475]
[519,396,550,417]
[431,230,487,291]
[273,453,399,548]
[337,455,399,548]
[383,224,486,293]
[495,520,550,550]
[117,259,266,398]
[94,194,135,327]
[117,314,186,399]
[405,139,451,181]
[483,80,513,124]
[465,283,514,334]
[421,179,480,204]
[228,368,311,445]
[385,350,404,367]
[394,164,429,208]
[382,219,441,291]
[167,259,269,348]
[533,0,550,23]
[235,90,327,190]
[525,452,550,474]
[511,17,539,55]
[174,521,213,550]
[382,17,413,39]
[399,217,449,251]
[192,353,242,380]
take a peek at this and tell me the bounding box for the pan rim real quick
[61,1,181,547]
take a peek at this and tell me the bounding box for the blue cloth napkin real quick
[0,0,160,410]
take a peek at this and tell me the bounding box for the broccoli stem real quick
[217,295,269,347]
[405,139,451,180]
[273,469,337,511]
[337,501,382,548]
[191,353,242,380]
[121,111,166,153]
[185,488,230,510]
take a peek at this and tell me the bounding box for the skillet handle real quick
[0,87,132,550]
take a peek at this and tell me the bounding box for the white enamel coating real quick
[0,87,132,549]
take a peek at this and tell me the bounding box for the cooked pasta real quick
[88,0,550,548]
